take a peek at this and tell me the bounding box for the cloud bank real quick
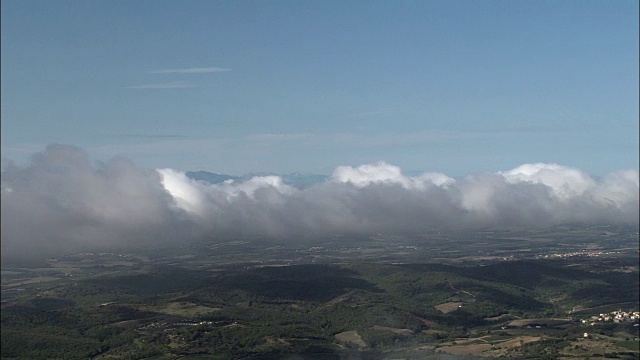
[2,145,638,260]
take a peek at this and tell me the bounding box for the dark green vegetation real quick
[2,226,638,359]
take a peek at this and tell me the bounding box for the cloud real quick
[330,161,453,189]
[126,81,196,89]
[149,67,230,74]
[1,145,194,260]
[2,145,638,260]
[500,163,596,200]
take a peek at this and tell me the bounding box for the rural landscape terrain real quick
[1,225,638,359]
[3,1,638,359]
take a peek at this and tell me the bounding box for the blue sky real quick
[2,0,638,176]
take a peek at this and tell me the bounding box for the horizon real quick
[2,144,638,261]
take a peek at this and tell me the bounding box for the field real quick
[335,331,367,348]
[1,225,638,359]
[434,301,464,314]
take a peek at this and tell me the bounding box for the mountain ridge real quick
[185,170,328,188]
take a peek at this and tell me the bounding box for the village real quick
[582,310,640,325]
[538,250,625,259]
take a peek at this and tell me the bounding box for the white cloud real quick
[500,163,596,200]
[330,162,453,190]
[331,162,408,188]
[216,175,296,199]
[157,168,206,215]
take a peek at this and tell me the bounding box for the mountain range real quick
[185,171,328,188]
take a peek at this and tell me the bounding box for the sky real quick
[1,1,639,260]
[2,0,638,176]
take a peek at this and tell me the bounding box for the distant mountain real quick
[185,171,240,184]
[278,172,329,188]
[185,171,328,188]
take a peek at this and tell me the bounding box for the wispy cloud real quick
[126,81,197,89]
[149,67,230,74]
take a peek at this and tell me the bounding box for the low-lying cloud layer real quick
[2,145,638,260]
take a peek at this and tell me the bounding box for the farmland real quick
[1,225,638,359]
